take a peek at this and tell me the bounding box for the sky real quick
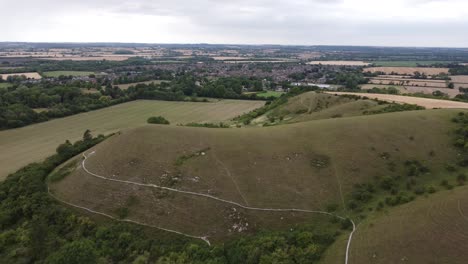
[1,0,468,47]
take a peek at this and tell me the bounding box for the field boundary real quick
[49,151,357,264]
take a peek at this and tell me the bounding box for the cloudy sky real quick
[1,0,468,47]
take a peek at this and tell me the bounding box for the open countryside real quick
[0,99,264,179]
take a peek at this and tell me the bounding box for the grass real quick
[332,185,468,263]
[42,71,95,77]
[0,99,264,180]
[255,91,285,98]
[50,108,462,242]
[371,61,452,67]
[113,80,171,90]
[48,159,78,182]
[0,83,12,89]
[252,92,385,125]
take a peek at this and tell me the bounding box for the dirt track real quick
[327,92,468,109]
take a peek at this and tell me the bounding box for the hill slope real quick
[252,92,385,125]
[322,186,468,264]
[50,109,462,245]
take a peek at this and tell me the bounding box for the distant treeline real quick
[0,75,271,130]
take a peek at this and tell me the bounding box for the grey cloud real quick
[0,0,467,46]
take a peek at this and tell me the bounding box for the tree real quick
[147,116,170,125]
[56,140,74,157]
[448,82,455,89]
[83,129,92,142]
[45,239,98,264]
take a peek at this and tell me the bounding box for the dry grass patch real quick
[328,92,468,109]
[0,72,42,79]
[307,61,370,66]
[365,67,449,75]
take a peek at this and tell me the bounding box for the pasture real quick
[114,80,171,90]
[42,71,95,77]
[364,67,449,75]
[0,99,265,180]
[0,83,13,88]
[0,72,42,79]
[255,91,285,98]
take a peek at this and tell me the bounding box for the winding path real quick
[49,151,357,264]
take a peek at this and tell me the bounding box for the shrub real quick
[413,186,426,195]
[326,203,339,212]
[147,116,170,125]
[457,173,467,185]
[115,207,129,219]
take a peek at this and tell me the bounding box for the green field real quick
[0,83,12,88]
[42,71,95,77]
[0,99,264,180]
[113,80,171,90]
[371,61,451,67]
[255,91,285,98]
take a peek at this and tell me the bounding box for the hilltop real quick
[50,108,462,244]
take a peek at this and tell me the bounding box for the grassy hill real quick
[322,185,468,264]
[251,92,386,125]
[50,108,465,246]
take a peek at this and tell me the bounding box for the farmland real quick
[364,67,449,75]
[0,72,42,79]
[370,61,451,67]
[0,99,264,180]
[42,71,95,77]
[255,91,285,98]
[327,92,468,109]
[307,61,370,66]
[114,80,171,90]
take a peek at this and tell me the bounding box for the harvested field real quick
[451,75,468,83]
[44,56,132,61]
[369,77,448,88]
[360,84,460,98]
[364,67,449,75]
[402,86,460,98]
[0,99,265,180]
[0,72,42,79]
[212,56,252,60]
[327,92,468,109]
[307,61,370,66]
[371,61,451,67]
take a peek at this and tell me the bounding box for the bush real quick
[147,116,170,125]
